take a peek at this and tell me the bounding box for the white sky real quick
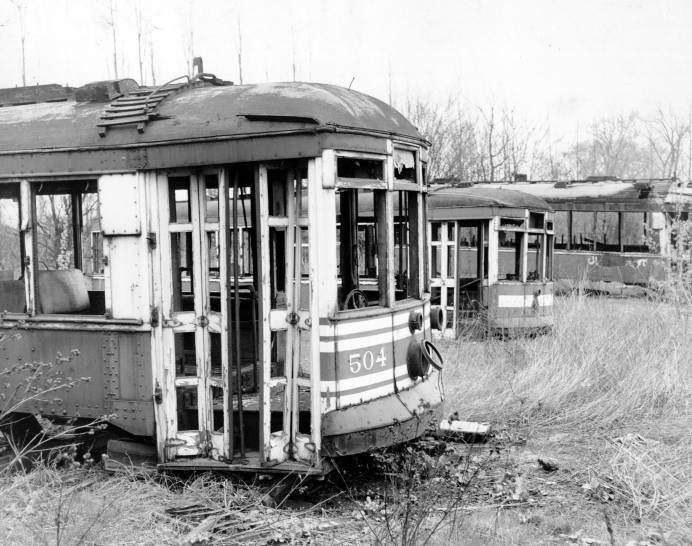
[1,0,692,139]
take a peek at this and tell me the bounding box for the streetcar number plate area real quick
[348,347,387,374]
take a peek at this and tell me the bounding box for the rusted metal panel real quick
[555,251,666,285]
[0,327,153,436]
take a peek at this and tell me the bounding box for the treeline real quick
[405,98,692,183]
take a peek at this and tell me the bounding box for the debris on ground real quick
[439,412,492,442]
[537,457,559,472]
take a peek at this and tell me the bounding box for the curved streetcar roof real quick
[0,80,426,176]
[428,186,552,219]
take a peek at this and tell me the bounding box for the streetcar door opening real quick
[161,170,260,462]
[259,165,314,465]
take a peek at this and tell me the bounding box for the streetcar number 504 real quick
[348,348,387,374]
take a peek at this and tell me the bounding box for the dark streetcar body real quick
[0,76,444,473]
[480,179,692,296]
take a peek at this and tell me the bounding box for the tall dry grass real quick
[440,294,692,535]
[442,295,691,429]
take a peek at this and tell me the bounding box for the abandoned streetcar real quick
[428,186,555,337]
[0,74,444,473]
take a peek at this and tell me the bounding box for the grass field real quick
[437,295,692,545]
[0,295,690,545]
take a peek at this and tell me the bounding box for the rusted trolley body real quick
[428,186,554,337]
[0,77,443,473]
[483,179,692,295]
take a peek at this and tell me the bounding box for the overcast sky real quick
[1,0,692,139]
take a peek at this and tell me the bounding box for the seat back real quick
[38,269,90,314]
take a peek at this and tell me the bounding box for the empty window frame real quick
[337,157,384,180]
[335,188,386,309]
[571,211,595,250]
[526,233,544,281]
[498,229,522,281]
[622,212,650,252]
[393,190,420,300]
[0,184,24,313]
[594,211,619,251]
[554,211,570,249]
[33,181,104,315]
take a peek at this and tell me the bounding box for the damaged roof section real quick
[433,179,692,213]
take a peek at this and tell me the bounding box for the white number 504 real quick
[348,347,387,374]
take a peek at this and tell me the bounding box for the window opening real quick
[529,212,544,229]
[594,211,619,251]
[500,218,524,228]
[554,211,569,249]
[571,211,595,250]
[169,177,191,223]
[393,149,417,183]
[527,234,543,281]
[498,230,522,281]
[34,181,103,315]
[170,232,194,312]
[394,190,419,300]
[622,212,649,252]
[546,235,554,280]
[0,184,23,313]
[456,221,484,321]
[337,157,383,180]
[336,188,386,309]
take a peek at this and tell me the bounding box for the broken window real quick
[393,149,417,183]
[335,188,386,309]
[34,181,104,314]
[0,184,24,313]
[498,230,522,281]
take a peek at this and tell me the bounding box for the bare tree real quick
[475,105,508,182]
[646,107,691,179]
[404,96,457,181]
